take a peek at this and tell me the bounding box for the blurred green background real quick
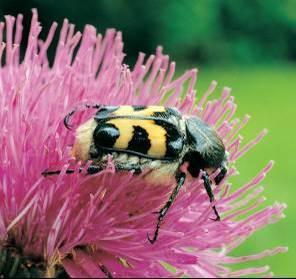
[0,0,295,277]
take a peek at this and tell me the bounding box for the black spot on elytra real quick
[154,119,184,159]
[93,123,119,148]
[128,125,151,154]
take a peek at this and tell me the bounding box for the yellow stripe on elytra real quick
[107,119,134,149]
[107,118,167,158]
[112,106,166,117]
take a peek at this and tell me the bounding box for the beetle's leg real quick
[42,165,103,176]
[147,171,186,244]
[115,164,142,175]
[41,169,75,176]
[86,165,103,174]
[99,263,113,278]
[64,103,101,130]
[202,172,220,221]
[42,161,143,177]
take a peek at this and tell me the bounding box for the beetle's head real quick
[184,116,228,184]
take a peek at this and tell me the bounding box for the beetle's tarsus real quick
[147,233,157,244]
[210,208,221,221]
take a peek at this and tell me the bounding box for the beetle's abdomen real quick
[94,118,184,160]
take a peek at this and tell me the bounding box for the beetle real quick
[42,104,228,244]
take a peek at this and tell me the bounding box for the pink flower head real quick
[0,10,287,278]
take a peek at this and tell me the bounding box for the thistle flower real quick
[0,10,287,278]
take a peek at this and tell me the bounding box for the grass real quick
[187,63,295,277]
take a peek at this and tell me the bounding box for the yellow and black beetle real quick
[43,104,228,244]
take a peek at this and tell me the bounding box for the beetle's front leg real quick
[202,172,220,221]
[147,171,186,244]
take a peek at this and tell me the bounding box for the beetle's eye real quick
[214,167,227,185]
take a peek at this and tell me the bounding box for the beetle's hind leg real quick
[64,103,101,130]
[147,171,186,244]
[41,169,75,176]
[42,165,103,176]
[42,163,142,177]
[202,172,220,221]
